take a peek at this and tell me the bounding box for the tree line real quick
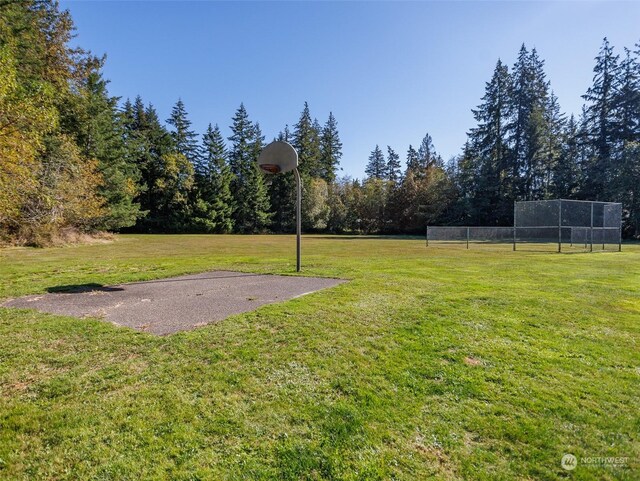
[362,41,640,237]
[1,2,639,245]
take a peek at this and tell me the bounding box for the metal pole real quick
[570,227,573,248]
[590,203,593,252]
[426,225,429,247]
[584,228,587,250]
[294,168,301,272]
[513,203,517,251]
[619,226,622,252]
[558,200,562,253]
[602,212,605,251]
[466,227,470,249]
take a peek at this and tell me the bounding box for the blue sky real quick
[62,1,640,179]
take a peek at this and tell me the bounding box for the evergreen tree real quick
[466,59,513,223]
[613,47,640,144]
[539,91,565,198]
[192,123,234,233]
[417,133,442,173]
[550,115,580,198]
[581,38,620,200]
[320,112,342,183]
[75,70,143,230]
[133,96,147,131]
[248,123,272,231]
[292,102,322,178]
[616,141,640,237]
[167,99,201,172]
[384,146,403,232]
[127,100,193,232]
[450,142,478,224]
[386,146,402,183]
[228,105,270,233]
[508,45,552,200]
[610,45,640,236]
[269,126,296,232]
[277,125,292,142]
[228,103,252,178]
[365,145,386,179]
[405,145,420,173]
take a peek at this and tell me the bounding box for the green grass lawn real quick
[0,235,638,480]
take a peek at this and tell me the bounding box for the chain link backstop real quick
[426,199,622,252]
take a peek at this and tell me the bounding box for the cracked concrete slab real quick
[2,271,346,335]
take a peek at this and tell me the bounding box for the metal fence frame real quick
[426,199,622,252]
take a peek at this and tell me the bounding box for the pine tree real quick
[384,146,403,232]
[386,146,402,183]
[75,70,143,230]
[550,114,580,198]
[616,141,640,237]
[451,142,477,222]
[466,59,513,223]
[228,103,252,178]
[613,48,640,144]
[194,123,234,233]
[292,102,322,178]
[228,104,270,233]
[127,100,192,232]
[320,112,342,183]
[539,91,565,198]
[248,123,272,231]
[277,125,292,142]
[365,145,386,179]
[581,38,620,200]
[610,45,640,236]
[405,145,420,173]
[269,127,296,232]
[167,99,201,172]
[133,96,147,131]
[508,45,552,200]
[417,133,441,173]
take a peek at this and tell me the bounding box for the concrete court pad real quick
[2,271,346,335]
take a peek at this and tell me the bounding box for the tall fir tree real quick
[320,112,342,183]
[386,146,402,183]
[269,125,296,232]
[581,38,620,200]
[405,145,420,173]
[74,70,143,230]
[465,59,513,223]
[167,99,201,173]
[126,99,193,232]
[417,133,441,173]
[292,102,322,178]
[384,146,403,232]
[228,104,270,233]
[539,91,565,199]
[613,47,640,144]
[248,123,272,231]
[550,114,580,199]
[365,145,387,179]
[610,45,640,235]
[192,124,234,232]
[508,45,552,200]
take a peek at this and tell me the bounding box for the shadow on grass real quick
[46,283,124,294]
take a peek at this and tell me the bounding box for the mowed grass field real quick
[0,235,638,480]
